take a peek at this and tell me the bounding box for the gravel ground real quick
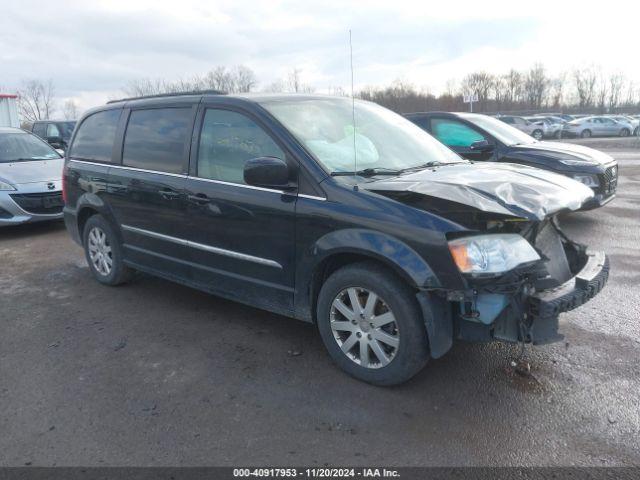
[1,138,639,467]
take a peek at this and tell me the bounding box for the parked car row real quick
[2,93,614,385]
[493,113,640,140]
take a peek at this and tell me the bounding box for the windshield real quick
[58,121,76,140]
[461,114,537,146]
[0,132,62,163]
[260,97,462,174]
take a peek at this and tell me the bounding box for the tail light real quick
[62,163,68,204]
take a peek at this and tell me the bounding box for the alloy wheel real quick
[329,287,399,369]
[87,226,113,276]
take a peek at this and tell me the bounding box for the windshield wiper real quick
[331,167,402,177]
[400,161,443,172]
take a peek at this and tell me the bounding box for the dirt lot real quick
[1,137,639,467]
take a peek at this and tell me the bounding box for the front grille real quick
[10,191,64,215]
[600,165,618,195]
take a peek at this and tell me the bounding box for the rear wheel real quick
[82,214,134,286]
[554,130,562,139]
[581,129,592,138]
[316,261,430,386]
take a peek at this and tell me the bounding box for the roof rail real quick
[107,89,226,104]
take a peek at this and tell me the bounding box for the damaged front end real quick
[447,219,609,349]
[363,162,609,357]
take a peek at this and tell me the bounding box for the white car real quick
[0,127,64,226]
[495,115,546,140]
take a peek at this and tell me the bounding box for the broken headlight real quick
[448,234,540,275]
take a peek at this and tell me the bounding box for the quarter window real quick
[32,123,46,138]
[69,109,121,162]
[122,108,192,174]
[431,118,486,148]
[46,123,61,138]
[197,109,284,184]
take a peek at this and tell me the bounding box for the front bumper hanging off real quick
[528,250,609,321]
[421,248,610,358]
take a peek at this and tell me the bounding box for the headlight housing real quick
[572,174,599,187]
[448,234,540,275]
[0,179,16,191]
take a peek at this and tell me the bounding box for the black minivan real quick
[63,93,609,385]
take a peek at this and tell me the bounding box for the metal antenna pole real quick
[349,29,358,189]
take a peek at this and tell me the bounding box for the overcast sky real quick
[1,0,637,113]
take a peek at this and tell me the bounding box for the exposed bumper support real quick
[528,250,609,321]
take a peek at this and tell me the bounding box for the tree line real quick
[359,63,639,114]
[8,62,639,123]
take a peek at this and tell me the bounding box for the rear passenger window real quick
[69,109,121,162]
[197,109,284,185]
[122,108,192,174]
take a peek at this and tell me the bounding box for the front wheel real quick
[316,261,430,386]
[581,129,592,138]
[620,128,630,137]
[532,129,544,141]
[83,214,135,286]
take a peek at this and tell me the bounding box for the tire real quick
[619,128,630,137]
[82,214,135,286]
[316,261,430,386]
[581,129,592,138]
[554,130,562,139]
[532,129,544,141]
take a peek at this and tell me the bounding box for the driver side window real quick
[431,118,486,148]
[197,109,285,185]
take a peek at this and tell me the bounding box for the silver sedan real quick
[0,127,65,226]
[561,116,633,138]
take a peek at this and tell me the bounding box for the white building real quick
[0,94,20,128]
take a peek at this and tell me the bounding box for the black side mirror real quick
[47,136,63,148]
[469,140,494,152]
[244,157,293,190]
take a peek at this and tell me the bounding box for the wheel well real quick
[77,207,99,241]
[309,253,415,323]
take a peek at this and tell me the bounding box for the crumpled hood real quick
[514,141,615,166]
[363,162,594,221]
[0,159,64,185]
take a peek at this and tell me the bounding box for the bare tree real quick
[17,79,56,121]
[547,73,566,109]
[608,73,625,111]
[232,65,257,93]
[502,70,523,105]
[284,68,314,93]
[596,69,608,113]
[124,65,258,97]
[460,72,494,111]
[523,63,548,109]
[62,99,79,120]
[573,67,597,108]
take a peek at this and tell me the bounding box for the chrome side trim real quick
[69,159,187,178]
[121,225,282,269]
[298,193,327,201]
[187,176,289,195]
[69,160,291,195]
